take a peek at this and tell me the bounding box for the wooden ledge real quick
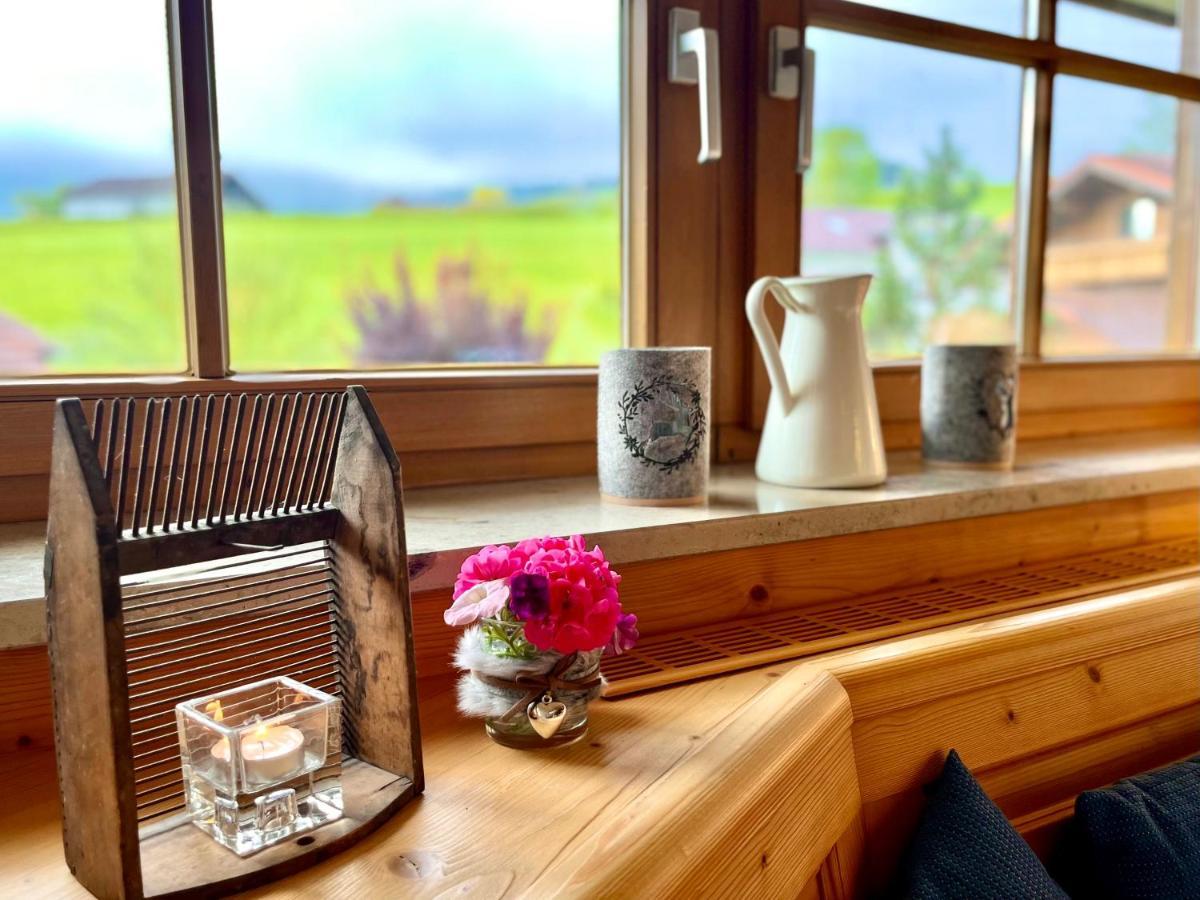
[4,576,1197,898]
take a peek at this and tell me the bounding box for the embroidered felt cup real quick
[598,347,711,505]
[921,344,1018,469]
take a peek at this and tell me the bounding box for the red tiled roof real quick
[1051,154,1174,202]
[803,208,893,254]
[0,314,54,372]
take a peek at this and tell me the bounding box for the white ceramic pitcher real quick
[745,274,887,488]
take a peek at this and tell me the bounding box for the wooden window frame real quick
[0,0,1196,524]
[797,0,1200,358]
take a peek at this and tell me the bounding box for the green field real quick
[0,201,621,374]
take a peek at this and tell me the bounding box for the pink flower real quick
[523,576,621,654]
[453,544,526,599]
[443,578,510,627]
[605,612,639,656]
[446,534,631,655]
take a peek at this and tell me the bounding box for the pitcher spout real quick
[787,273,872,309]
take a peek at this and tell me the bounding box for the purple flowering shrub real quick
[349,255,553,365]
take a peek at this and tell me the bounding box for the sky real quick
[811,0,1185,182]
[0,2,621,202]
[0,1,1187,212]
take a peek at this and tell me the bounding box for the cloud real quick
[0,1,620,190]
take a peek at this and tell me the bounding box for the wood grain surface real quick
[3,572,1196,898]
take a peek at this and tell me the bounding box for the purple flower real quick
[509,572,550,622]
[605,612,639,656]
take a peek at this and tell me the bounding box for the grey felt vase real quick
[598,348,711,505]
[921,344,1018,469]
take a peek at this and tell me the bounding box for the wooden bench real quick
[1,571,1195,898]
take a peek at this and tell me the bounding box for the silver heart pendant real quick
[527,693,567,739]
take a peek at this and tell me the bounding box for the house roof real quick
[803,208,893,254]
[1051,154,1174,203]
[64,174,263,209]
[0,313,54,373]
[64,176,177,200]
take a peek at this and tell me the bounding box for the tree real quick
[1123,94,1175,157]
[860,128,1011,353]
[808,127,882,207]
[890,127,1009,319]
[864,241,918,353]
[15,186,66,220]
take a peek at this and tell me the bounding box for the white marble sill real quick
[2,429,1197,650]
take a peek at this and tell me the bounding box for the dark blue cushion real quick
[1069,756,1200,900]
[895,749,1068,899]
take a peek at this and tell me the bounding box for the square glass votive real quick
[175,676,343,856]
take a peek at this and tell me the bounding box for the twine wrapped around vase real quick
[453,627,605,720]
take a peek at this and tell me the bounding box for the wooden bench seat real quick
[1,573,1196,898]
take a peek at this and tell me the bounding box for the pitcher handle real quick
[745,276,796,413]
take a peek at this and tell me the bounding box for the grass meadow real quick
[0,201,621,375]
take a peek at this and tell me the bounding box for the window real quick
[800,0,1200,359]
[1058,0,1195,75]
[0,2,622,378]
[1044,78,1195,355]
[0,4,186,376]
[802,31,1021,358]
[1121,199,1159,241]
[846,0,1026,35]
[212,2,622,372]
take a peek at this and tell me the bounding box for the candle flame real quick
[205,700,224,723]
[253,723,270,740]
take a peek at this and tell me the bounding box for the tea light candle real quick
[212,721,306,784]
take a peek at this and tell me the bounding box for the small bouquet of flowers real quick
[444,534,638,748]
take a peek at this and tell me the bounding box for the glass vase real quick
[479,646,602,750]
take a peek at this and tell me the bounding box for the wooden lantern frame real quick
[45,386,423,899]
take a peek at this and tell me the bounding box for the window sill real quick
[1,428,1196,651]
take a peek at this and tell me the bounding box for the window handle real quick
[768,26,815,174]
[668,8,722,164]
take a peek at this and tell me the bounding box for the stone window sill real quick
[1,428,1196,650]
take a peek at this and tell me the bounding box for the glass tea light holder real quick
[175,676,343,856]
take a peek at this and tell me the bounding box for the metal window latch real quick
[768,26,816,173]
[668,8,722,164]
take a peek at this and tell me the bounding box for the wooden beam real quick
[166,0,229,378]
[1015,0,1056,358]
[329,388,423,788]
[44,401,140,898]
[806,0,1200,102]
[1167,0,1200,350]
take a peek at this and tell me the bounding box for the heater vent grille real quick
[602,537,1199,697]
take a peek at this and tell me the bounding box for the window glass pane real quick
[801,31,1021,359]
[1044,77,1197,355]
[1058,1,1196,74]
[845,0,1025,35]
[213,2,621,372]
[0,5,185,376]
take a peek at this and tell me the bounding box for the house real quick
[796,212,892,264]
[0,313,54,374]
[1044,154,1175,352]
[1048,154,1173,244]
[61,174,263,220]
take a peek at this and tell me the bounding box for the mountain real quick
[0,130,169,219]
[0,128,619,219]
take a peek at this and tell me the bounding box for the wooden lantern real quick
[45,386,423,899]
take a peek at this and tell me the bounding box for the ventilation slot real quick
[603,537,1198,697]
